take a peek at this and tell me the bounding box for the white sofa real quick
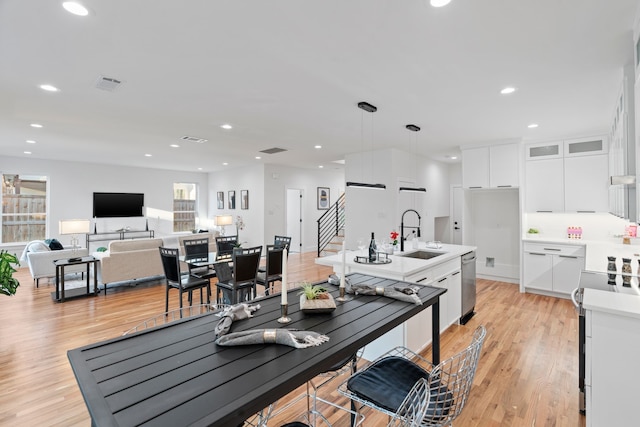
[23,241,90,287]
[96,238,165,292]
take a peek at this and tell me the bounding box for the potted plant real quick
[298,282,336,313]
[0,250,20,296]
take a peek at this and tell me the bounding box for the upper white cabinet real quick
[524,136,609,212]
[462,143,519,189]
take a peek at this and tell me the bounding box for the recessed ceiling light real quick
[26,140,36,144]
[24,151,32,155]
[221,124,232,130]
[315,145,322,149]
[170,144,180,148]
[30,123,43,128]
[500,87,516,95]
[319,165,324,168]
[62,2,89,16]
[223,162,228,166]
[255,156,261,160]
[144,154,152,157]
[197,167,203,171]
[430,0,451,7]
[450,156,458,160]
[39,84,59,92]
[528,123,539,128]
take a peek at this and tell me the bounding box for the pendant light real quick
[346,101,386,190]
[399,124,427,193]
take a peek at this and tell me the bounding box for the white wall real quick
[263,164,344,253]
[1,155,209,249]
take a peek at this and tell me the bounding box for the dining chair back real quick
[122,303,230,335]
[183,237,215,277]
[215,246,262,304]
[256,244,284,296]
[159,247,211,312]
[215,235,238,259]
[274,235,292,252]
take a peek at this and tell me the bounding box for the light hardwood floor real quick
[0,252,585,426]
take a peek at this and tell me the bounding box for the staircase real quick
[317,193,345,257]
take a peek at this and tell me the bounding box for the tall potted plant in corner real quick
[0,250,20,296]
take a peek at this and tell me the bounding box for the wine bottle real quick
[368,232,377,262]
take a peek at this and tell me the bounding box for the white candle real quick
[340,241,346,289]
[281,248,288,304]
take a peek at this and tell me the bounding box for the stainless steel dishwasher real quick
[460,251,476,324]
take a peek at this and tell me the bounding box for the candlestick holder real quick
[277,304,291,323]
[335,286,353,302]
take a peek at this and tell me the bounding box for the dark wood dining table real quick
[67,273,446,427]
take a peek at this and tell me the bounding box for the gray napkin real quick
[347,282,422,305]
[215,329,330,348]
[214,303,261,338]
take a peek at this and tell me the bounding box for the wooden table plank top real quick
[68,273,445,427]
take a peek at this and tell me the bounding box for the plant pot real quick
[300,293,336,314]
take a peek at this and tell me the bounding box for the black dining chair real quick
[215,246,262,304]
[215,235,238,260]
[256,244,284,296]
[183,237,215,301]
[159,247,211,312]
[274,235,292,252]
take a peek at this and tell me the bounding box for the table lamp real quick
[214,215,233,236]
[59,219,90,259]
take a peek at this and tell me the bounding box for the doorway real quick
[286,188,302,253]
[451,185,463,245]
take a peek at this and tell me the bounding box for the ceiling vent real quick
[95,76,123,92]
[260,147,287,154]
[181,135,208,143]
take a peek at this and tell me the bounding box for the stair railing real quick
[317,193,346,256]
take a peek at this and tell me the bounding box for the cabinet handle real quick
[415,277,429,283]
[497,185,512,188]
[438,277,447,283]
[536,210,553,213]
[528,252,547,256]
[576,210,596,213]
[451,271,461,276]
[468,186,483,189]
[543,248,561,251]
[559,255,578,259]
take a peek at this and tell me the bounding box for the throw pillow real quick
[45,238,64,251]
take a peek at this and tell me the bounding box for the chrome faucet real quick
[400,209,421,252]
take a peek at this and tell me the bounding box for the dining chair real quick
[122,303,230,335]
[183,237,215,302]
[338,325,486,427]
[159,247,211,312]
[274,235,292,252]
[215,235,238,260]
[214,246,261,304]
[256,244,284,296]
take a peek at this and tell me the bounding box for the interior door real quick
[286,188,302,253]
[451,185,462,245]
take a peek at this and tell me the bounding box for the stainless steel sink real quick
[396,250,445,260]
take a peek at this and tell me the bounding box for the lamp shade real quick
[214,215,233,226]
[59,219,91,235]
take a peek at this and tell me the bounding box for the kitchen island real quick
[316,242,476,360]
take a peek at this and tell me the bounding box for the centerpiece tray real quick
[354,253,392,265]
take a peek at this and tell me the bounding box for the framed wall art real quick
[317,187,330,210]
[241,190,249,210]
[217,191,224,209]
[228,190,236,209]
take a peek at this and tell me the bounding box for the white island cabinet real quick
[583,289,640,427]
[316,243,475,360]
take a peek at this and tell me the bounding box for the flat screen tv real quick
[93,192,144,218]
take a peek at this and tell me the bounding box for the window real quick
[1,174,48,243]
[173,183,197,232]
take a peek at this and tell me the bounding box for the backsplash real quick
[523,212,634,242]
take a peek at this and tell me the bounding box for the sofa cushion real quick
[45,238,64,250]
[108,238,164,253]
[20,240,50,262]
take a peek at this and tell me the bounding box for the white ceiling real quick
[1,0,639,173]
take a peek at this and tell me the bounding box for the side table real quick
[53,256,99,302]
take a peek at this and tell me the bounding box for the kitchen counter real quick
[315,242,477,281]
[583,287,640,319]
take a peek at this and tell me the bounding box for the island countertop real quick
[315,242,477,280]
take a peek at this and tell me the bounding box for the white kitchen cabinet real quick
[462,146,490,188]
[523,242,585,295]
[525,141,563,160]
[524,157,564,212]
[489,143,519,188]
[564,154,609,212]
[462,143,519,189]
